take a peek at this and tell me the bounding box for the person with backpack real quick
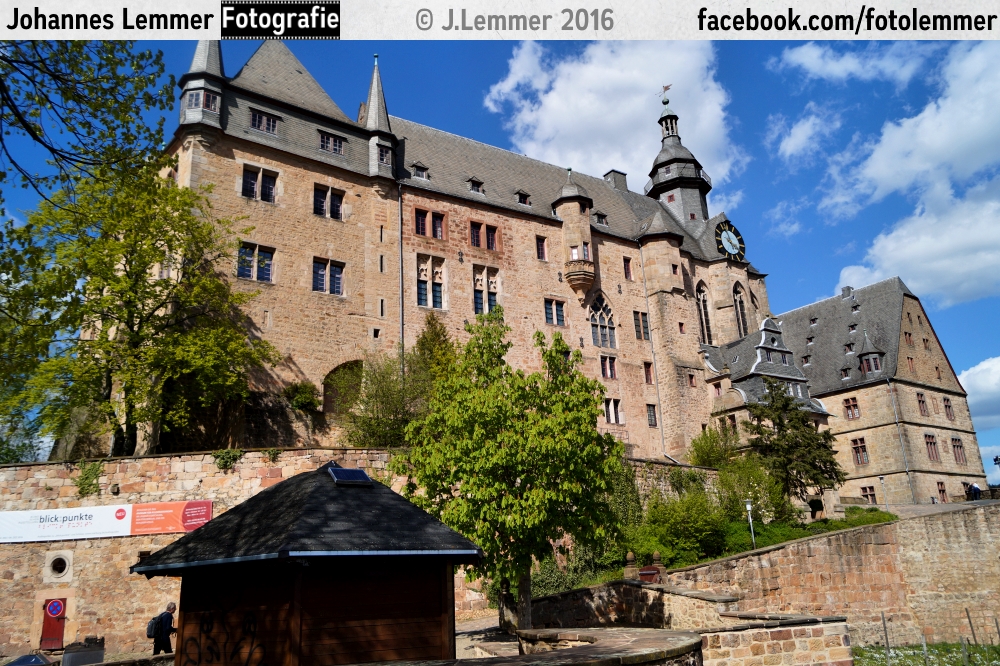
[147,602,177,655]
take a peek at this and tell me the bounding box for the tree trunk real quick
[516,571,532,630]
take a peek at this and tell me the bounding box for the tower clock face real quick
[715,221,746,261]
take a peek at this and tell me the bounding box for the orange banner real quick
[130,501,213,535]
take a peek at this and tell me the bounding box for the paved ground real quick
[455,611,520,659]
[882,499,1000,520]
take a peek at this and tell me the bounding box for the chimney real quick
[841,286,854,299]
[604,169,627,191]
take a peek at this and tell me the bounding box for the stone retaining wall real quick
[663,503,1000,647]
[701,620,853,666]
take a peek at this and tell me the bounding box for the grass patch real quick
[854,642,1000,666]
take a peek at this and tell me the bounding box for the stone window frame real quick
[925,433,940,462]
[313,185,344,220]
[311,258,346,296]
[861,486,877,503]
[472,265,499,315]
[535,236,548,261]
[240,165,278,204]
[952,438,967,465]
[633,311,650,341]
[605,398,624,425]
[917,392,929,416]
[600,355,617,380]
[544,299,566,326]
[237,242,276,283]
[646,404,658,428]
[623,256,633,281]
[943,397,955,420]
[851,438,869,465]
[644,362,654,385]
[416,254,446,311]
[843,397,860,420]
[378,145,392,166]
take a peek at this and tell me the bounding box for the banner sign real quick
[0,501,213,544]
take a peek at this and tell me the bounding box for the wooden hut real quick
[132,464,481,666]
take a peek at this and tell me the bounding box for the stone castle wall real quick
[664,503,1000,646]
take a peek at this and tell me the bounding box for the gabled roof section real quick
[187,40,225,79]
[364,56,392,133]
[777,277,914,396]
[229,40,351,123]
[131,463,482,575]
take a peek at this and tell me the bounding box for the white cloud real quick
[764,198,808,237]
[823,41,1000,214]
[708,189,743,217]
[832,42,1000,306]
[837,176,1000,306]
[959,357,1000,432]
[765,103,841,166]
[485,41,748,192]
[773,42,937,87]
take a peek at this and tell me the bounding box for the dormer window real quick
[849,324,857,332]
[852,304,860,313]
[469,179,484,194]
[807,336,814,345]
[378,146,392,165]
[596,213,608,226]
[320,132,344,154]
[802,355,811,365]
[841,369,850,379]
[845,343,855,353]
[862,356,882,374]
[251,110,278,134]
[810,317,818,325]
[413,165,428,179]
[187,90,219,112]
[517,191,531,205]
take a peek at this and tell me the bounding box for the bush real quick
[627,491,727,567]
[211,448,244,470]
[715,453,796,525]
[283,382,321,411]
[688,422,739,468]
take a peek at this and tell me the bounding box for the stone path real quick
[455,611,520,659]
[885,499,1000,519]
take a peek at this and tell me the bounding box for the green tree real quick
[742,377,846,500]
[0,41,172,211]
[627,490,726,567]
[412,312,457,384]
[2,166,279,456]
[687,420,740,468]
[714,453,792,525]
[395,308,622,628]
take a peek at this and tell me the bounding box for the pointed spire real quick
[364,54,392,133]
[859,329,885,356]
[188,40,225,78]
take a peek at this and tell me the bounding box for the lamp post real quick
[878,475,889,512]
[744,499,756,550]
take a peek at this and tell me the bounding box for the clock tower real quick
[645,92,713,224]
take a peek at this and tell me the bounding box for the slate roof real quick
[363,58,392,134]
[776,278,915,397]
[392,116,737,263]
[228,41,353,124]
[131,463,482,575]
[187,40,224,79]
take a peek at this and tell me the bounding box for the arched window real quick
[733,284,749,338]
[590,295,617,348]
[696,283,713,345]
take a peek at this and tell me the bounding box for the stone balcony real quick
[564,260,595,302]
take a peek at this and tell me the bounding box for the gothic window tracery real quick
[696,283,713,345]
[590,295,616,348]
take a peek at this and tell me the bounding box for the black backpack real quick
[146,615,160,639]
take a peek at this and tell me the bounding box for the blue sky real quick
[5,40,1000,478]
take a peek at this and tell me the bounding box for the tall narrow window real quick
[260,174,276,203]
[644,362,653,384]
[696,284,713,345]
[415,210,427,236]
[905,332,914,346]
[917,392,929,416]
[432,213,444,239]
[239,245,274,282]
[582,242,590,260]
[241,169,258,199]
[256,249,273,282]
[943,397,955,420]
[313,188,327,216]
[312,259,342,294]
[203,92,219,112]
[570,246,579,260]
[536,237,547,260]
[600,356,617,379]
[237,245,255,279]
[734,284,749,338]
[925,434,939,461]
[605,399,623,425]
[312,260,327,291]
[329,264,343,295]
[474,288,484,315]
[432,283,443,309]
[623,257,633,280]
[417,280,428,307]
[330,192,342,220]
[470,222,482,248]
[844,397,860,420]
[545,300,554,325]
[851,438,869,465]
[937,482,948,503]
[952,438,966,464]
[378,145,391,165]
[646,404,658,427]
[590,296,616,348]
[632,311,650,341]
[907,357,915,372]
[923,338,930,350]
[486,225,497,250]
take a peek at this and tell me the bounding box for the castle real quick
[166,40,985,505]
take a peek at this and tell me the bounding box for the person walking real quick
[971,482,982,501]
[153,602,177,655]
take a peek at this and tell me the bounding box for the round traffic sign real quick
[45,599,64,617]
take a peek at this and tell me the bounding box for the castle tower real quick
[552,169,596,303]
[645,93,712,224]
[361,55,395,180]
